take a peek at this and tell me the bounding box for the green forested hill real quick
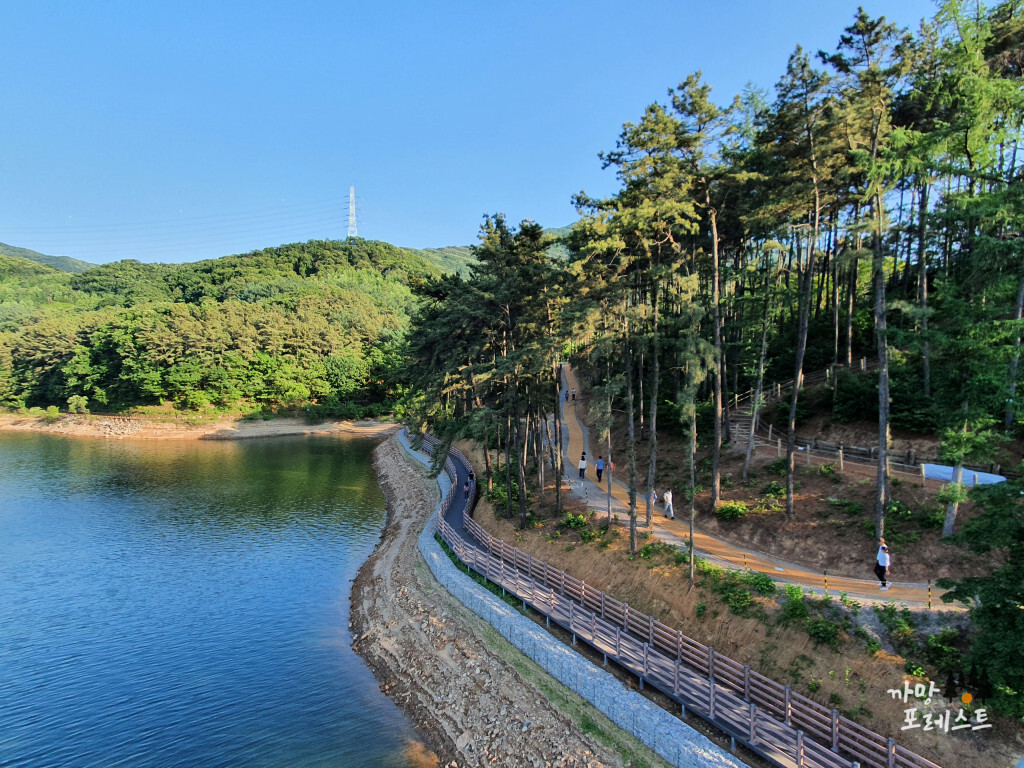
[0,242,96,273]
[408,245,477,276]
[0,238,436,415]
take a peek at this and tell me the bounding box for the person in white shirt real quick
[875,544,891,590]
[578,453,587,479]
[663,489,674,520]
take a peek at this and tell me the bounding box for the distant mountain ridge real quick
[0,221,575,277]
[0,243,96,273]
[411,224,574,276]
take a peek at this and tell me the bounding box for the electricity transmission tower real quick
[347,186,358,239]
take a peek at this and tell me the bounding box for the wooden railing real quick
[410,430,943,768]
[729,359,1017,481]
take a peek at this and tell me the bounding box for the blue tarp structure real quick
[922,463,1006,487]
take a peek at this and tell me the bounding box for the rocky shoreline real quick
[0,412,398,440]
[351,436,633,768]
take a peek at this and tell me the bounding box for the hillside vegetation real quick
[0,242,96,273]
[0,239,436,416]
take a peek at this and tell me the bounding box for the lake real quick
[0,432,419,767]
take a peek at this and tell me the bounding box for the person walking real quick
[571,387,576,402]
[564,389,569,403]
[875,544,891,590]
[595,456,605,482]
[578,452,587,480]
[464,480,470,501]
[663,489,674,519]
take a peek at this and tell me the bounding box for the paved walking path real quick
[556,365,946,608]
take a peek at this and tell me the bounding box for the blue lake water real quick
[0,432,418,768]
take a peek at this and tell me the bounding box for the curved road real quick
[557,365,944,608]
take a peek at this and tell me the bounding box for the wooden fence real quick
[413,430,943,768]
[729,358,1017,481]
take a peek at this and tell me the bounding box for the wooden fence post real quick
[674,661,680,694]
[743,665,750,701]
[748,703,756,745]
[768,423,773,441]
[777,438,782,457]
[708,646,715,682]
[796,730,805,767]
[831,710,839,752]
[642,643,649,689]
[785,685,792,725]
[709,680,716,719]
[838,447,844,471]
[887,738,896,768]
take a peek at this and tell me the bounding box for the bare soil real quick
[350,437,670,768]
[609,421,995,583]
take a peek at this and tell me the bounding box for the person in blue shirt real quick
[595,456,606,482]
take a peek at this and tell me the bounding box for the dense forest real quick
[0,239,439,417]
[403,2,1024,716]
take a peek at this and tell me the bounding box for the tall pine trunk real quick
[873,195,891,539]
[710,207,723,509]
[645,280,660,528]
[918,183,931,399]
[624,334,639,555]
[786,233,817,519]
[744,268,774,480]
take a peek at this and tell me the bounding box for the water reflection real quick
[0,433,416,768]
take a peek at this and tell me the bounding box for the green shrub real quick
[716,500,749,521]
[695,601,707,618]
[638,544,654,560]
[807,617,843,650]
[885,499,914,520]
[778,584,809,626]
[43,405,61,423]
[925,628,963,674]
[764,457,787,476]
[874,601,917,652]
[763,480,787,499]
[726,589,753,614]
[741,570,777,596]
[66,395,89,414]
[817,463,837,477]
[827,497,862,516]
[559,513,590,530]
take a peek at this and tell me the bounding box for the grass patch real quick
[435,533,523,611]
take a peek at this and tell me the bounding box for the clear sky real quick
[2,0,938,264]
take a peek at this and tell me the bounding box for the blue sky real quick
[2,0,938,264]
